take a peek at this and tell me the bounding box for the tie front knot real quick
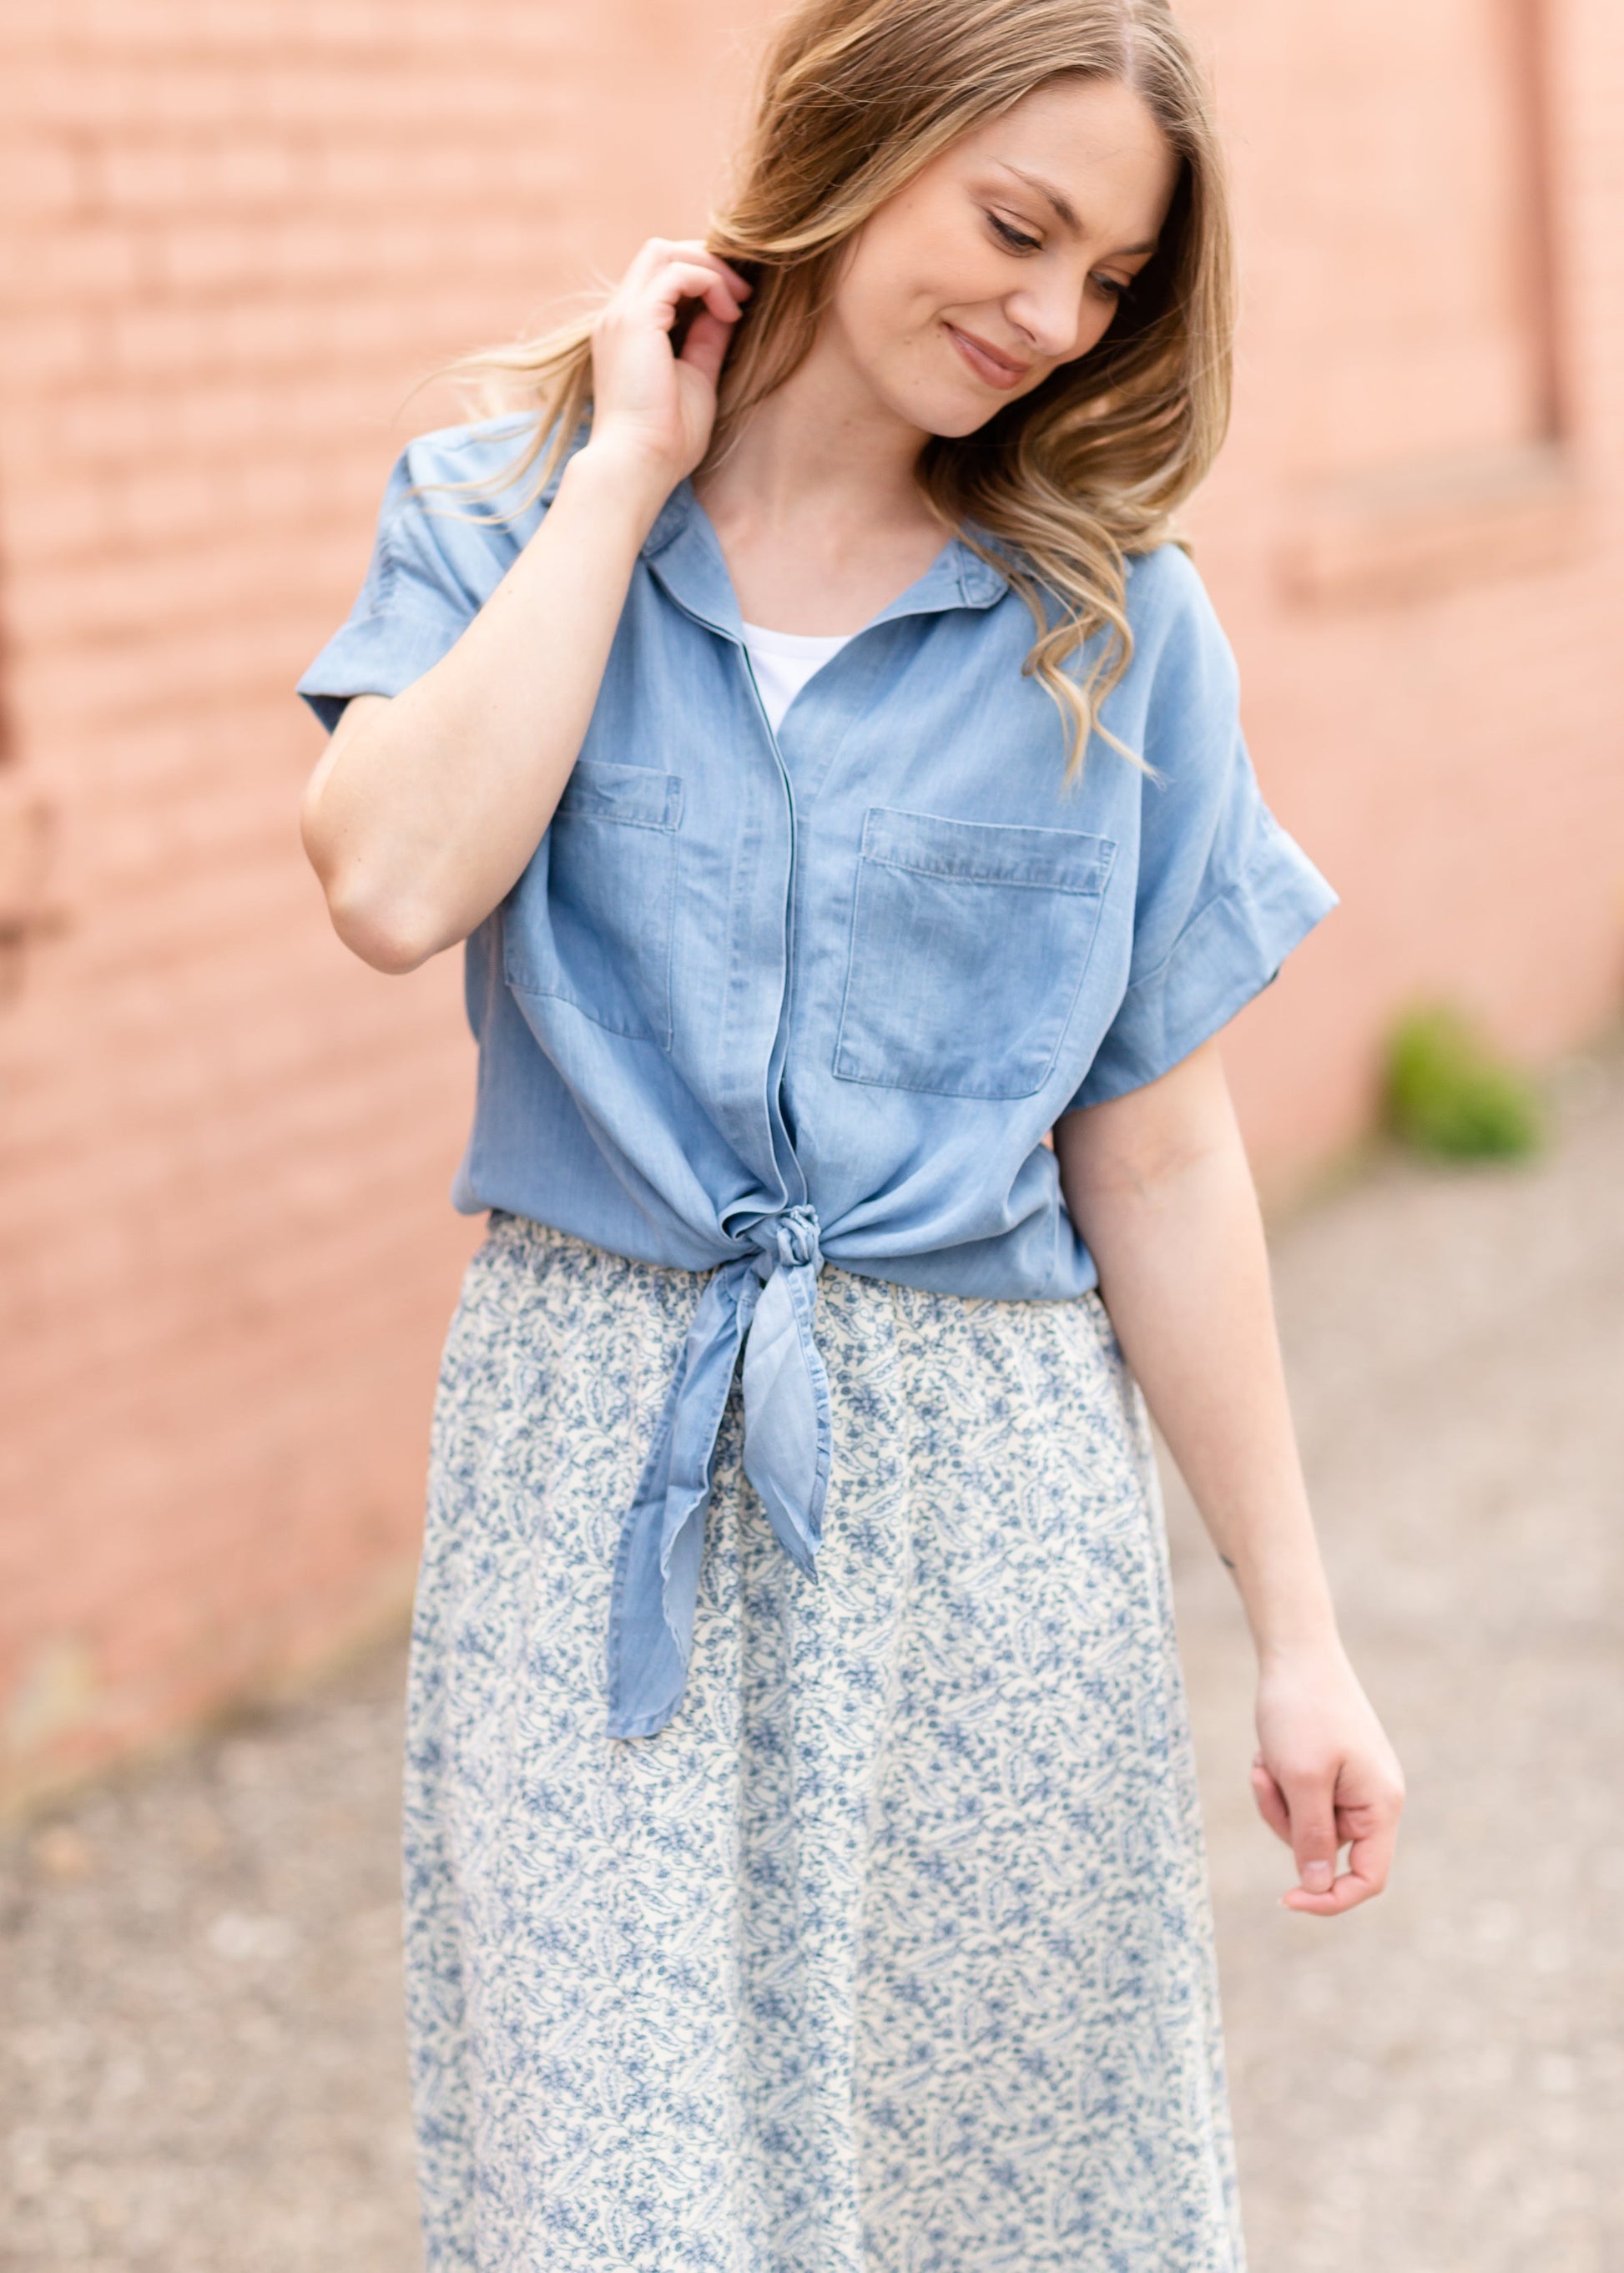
[772,1205,823,1274]
[744,1202,823,1278]
[605,1201,833,1739]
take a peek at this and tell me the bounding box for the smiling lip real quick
[944,322,1032,390]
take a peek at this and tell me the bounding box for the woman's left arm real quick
[1053,1036,1405,1914]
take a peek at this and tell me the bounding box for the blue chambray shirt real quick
[299,415,1337,1738]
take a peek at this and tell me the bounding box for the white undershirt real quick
[740,620,855,734]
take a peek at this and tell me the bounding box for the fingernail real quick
[1302,1862,1333,1892]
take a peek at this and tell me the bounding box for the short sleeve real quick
[1063,550,1338,1112]
[295,413,557,732]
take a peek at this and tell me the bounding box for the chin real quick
[915,337,1036,436]
[920,393,1013,441]
[946,398,1011,436]
[881,374,1009,441]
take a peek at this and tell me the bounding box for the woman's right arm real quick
[300,239,750,974]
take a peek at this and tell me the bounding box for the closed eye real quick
[987,212,1043,255]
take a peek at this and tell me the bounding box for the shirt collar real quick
[640,477,1009,640]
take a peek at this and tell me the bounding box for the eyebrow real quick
[1000,163,1159,256]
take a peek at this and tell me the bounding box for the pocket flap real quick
[860,806,1114,894]
[557,759,683,831]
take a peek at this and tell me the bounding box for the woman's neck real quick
[692,333,951,636]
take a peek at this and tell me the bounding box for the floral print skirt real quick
[404,1211,1244,2273]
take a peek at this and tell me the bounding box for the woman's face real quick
[826,75,1180,436]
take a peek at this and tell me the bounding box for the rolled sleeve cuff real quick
[295,606,468,733]
[1067,820,1339,1111]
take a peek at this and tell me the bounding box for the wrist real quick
[1232,1550,1342,1663]
[562,435,681,535]
[1253,1613,1345,1670]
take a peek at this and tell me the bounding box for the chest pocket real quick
[502,759,683,1047]
[833,806,1116,1100]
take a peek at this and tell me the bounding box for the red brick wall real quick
[1190,0,1624,1166]
[3,0,1621,1806]
[0,0,778,1807]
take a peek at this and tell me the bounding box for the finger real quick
[1280,1843,1379,1915]
[1278,1770,1402,1914]
[619,234,680,289]
[677,305,737,390]
[623,238,751,307]
[641,260,749,330]
[596,265,742,349]
[1279,1768,1340,1898]
[1332,1812,1400,1908]
[670,238,754,298]
[1280,1810,1396,1914]
[612,240,744,320]
[1248,1757,1293,1847]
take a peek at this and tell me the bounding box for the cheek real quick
[836,247,946,370]
[837,199,981,350]
[1080,300,1116,355]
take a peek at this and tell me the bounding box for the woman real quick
[299,0,1404,2265]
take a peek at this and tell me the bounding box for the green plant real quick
[1384,1006,1543,1162]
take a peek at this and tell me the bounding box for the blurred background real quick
[1,1,1621,2268]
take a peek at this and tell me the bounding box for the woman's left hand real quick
[1250,1640,1405,1914]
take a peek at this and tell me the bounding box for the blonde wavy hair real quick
[440,0,1234,777]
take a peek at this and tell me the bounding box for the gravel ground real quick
[4,1041,1621,2273]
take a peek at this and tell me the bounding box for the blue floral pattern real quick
[404,1212,1244,2271]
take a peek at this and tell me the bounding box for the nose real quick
[1004,266,1094,363]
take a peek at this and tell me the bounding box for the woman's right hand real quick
[305,239,752,972]
[586,236,753,496]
